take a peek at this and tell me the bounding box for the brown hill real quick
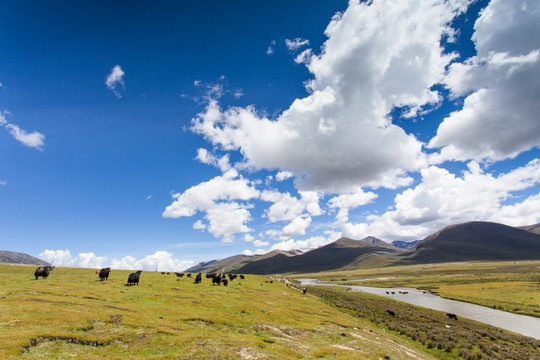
[0,251,51,266]
[235,237,403,274]
[400,221,540,264]
[518,223,540,235]
[186,249,301,273]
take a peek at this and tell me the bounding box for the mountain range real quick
[0,251,51,266]
[187,221,540,274]
[3,221,539,273]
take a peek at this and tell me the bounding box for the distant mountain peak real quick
[359,236,386,245]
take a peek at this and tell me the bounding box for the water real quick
[297,278,540,340]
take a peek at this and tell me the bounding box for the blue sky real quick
[1,0,539,271]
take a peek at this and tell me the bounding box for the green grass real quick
[1,264,437,359]
[307,286,540,360]
[2,261,539,359]
[297,260,540,317]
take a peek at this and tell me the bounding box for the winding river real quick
[297,278,540,340]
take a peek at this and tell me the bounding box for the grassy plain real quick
[299,260,540,317]
[1,261,539,359]
[1,264,436,359]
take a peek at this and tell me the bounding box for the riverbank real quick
[306,285,540,360]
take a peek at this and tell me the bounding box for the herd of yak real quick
[33,265,245,287]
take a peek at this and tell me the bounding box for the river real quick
[297,278,540,340]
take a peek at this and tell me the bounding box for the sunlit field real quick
[1,262,539,359]
[1,264,434,359]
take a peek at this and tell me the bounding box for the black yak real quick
[186,273,192,278]
[239,275,245,279]
[206,273,216,279]
[194,273,202,284]
[222,279,228,287]
[34,266,54,280]
[175,272,184,277]
[386,310,396,317]
[99,267,111,281]
[127,270,142,286]
[446,313,458,320]
[212,274,226,285]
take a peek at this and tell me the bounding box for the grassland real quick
[298,260,540,317]
[1,264,438,359]
[1,261,539,359]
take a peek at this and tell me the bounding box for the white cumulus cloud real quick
[430,0,540,163]
[163,169,259,240]
[340,159,540,241]
[190,0,470,192]
[39,250,194,272]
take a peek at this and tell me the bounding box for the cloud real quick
[38,250,108,269]
[429,0,540,163]
[39,250,194,272]
[163,169,259,240]
[260,190,321,223]
[0,179,6,186]
[242,249,265,256]
[196,148,231,172]
[339,159,540,241]
[328,188,378,223]
[105,65,125,98]
[269,230,341,252]
[275,171,293,182]
[266,40,276,55]
[281,216,311,237]
[285,38,310,52]
[190,0,469,192]
[0,111,45,150]
[253,239,269,247]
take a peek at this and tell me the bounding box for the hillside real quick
[187,221,540,275]
[186,249,301,273]
[518,223,540,235]
[400,221,540,264]
[0,251,50,266]
[391,240,421,249]
[235,237,403,274]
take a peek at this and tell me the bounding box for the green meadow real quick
[1,261,539,359]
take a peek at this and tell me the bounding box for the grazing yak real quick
[34,266,54,280]
[127,270,142,286]
[206,273,216,279]
[99,267,111,281]
[222,279,228,287]
[446,313,458,320]
[194,273,202,284]
[240,275,245,280]
[386,310,396,317]
[212,273,226,285]
[175,272,184,278]
[186,273,192,278]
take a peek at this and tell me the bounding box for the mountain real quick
[518,223,540,235]
[186,249,301,273]
[391,240,421,249]
[401,221,540,264]
[188,221,540,275]
[0,251,51,266]
[234,237,403,274]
